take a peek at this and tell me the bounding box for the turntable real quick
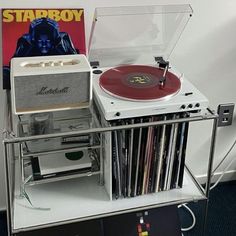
[88,5,208,120]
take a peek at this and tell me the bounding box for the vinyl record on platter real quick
[99,65,181,101]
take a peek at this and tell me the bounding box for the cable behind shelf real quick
[179,135,236,232]
[210,137,236,190]
[212,138,236,174]
[178,203,196,232]
[210,156,236,190]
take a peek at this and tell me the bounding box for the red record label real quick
[99,65,181,101]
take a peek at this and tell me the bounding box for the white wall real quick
[0,0,236,209]
[171,0,236,181]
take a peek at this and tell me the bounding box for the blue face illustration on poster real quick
[3,17,78,89]
[14,17,78,57]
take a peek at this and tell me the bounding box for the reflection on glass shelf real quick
[17,108,101,154]
[22,134,100,155]
[17,108,101,138]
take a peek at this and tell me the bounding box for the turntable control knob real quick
[93,69,103,74]
[188,104,193,108]
[115,112,121,117]
[180,105,186,109]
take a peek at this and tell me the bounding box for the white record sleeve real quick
[38,150,91,175]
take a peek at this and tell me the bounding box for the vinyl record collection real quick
[111,112,189,199]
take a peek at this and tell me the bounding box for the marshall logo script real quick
[36,86,70,95]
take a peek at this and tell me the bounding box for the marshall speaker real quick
[11,54,92,114]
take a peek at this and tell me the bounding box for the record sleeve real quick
[31,150,93,180]
[124,122,130,197]
[166,117,179,190]
[109,112,190,198]
[149,118,162,193]
[137,119,149,196]
[171,119,186,188]
[112,130,122,199]
[142,117,155,194]
[163,115,175,190]
[177,114,190,188]
[127,119,134,197]
[2,9,86,89]
[154,116,167,192]
[160,117,172,191]
[121,121,128,197]
[37,150,91,176]
[133,119,143,197]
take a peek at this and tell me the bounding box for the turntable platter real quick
[99,65,181,101]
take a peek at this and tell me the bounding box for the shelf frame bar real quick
[4,110,218,144]
[202,115,218,236]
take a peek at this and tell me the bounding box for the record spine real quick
[166,119,179,190]
[133,119,143,197]
[154,116,167,192]
[163,115,175,191]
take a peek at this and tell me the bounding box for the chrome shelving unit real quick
[3,91,218,236]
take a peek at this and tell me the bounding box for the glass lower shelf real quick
[22,134,100,155]
[13,168,205,232]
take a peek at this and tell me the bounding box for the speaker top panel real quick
[11,54,91,77]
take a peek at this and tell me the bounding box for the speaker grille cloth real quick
[14,72,90,111]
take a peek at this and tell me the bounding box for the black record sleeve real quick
[127,119,135,197]
[154,115,166,192]
[177,114,190,188]
[112,130,119,199]
[170,113,186,188]
[166,115,179,190]
[159,115,172,191]
[145,117,155,194]
[150,117,162,193]
[31,156,42,180]
[123,120,130,197]
[116,126,125,197]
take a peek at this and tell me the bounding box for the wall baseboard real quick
[196,169,236,185]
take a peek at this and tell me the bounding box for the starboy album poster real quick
[2,9,86,89]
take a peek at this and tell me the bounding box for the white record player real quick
[88,5,208,121]
[92,66,208,120]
